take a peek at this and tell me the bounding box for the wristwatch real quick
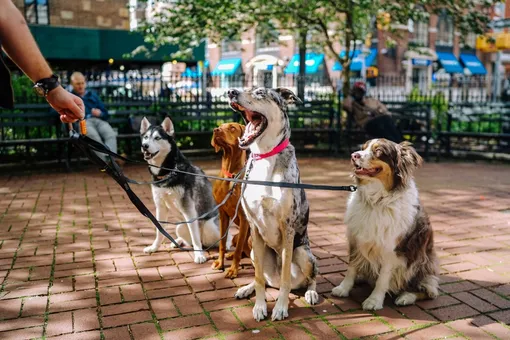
[33,74,60,97]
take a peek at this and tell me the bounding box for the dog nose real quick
[351,152,361,161]
[142,143,149,150]
[227,89,239,99]
[214,127,220,133]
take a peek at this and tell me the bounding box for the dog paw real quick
[194,252,207,264]
[143,245,158,254]
[224,265,239,279]
[169,237,184,249]
[211,259,223,271]
[362,296,384,311]
[395,292,417,306]
[253,303,267,322]
[331,284,350,298]
[305,290,319,305]
[271,301,289,321]
[235,285,254,299]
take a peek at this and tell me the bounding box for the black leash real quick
[80,133,357,192]
[68,128,356,252]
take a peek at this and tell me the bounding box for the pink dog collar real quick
[252,139,290,160]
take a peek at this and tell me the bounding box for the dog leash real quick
[67,124,356,252]
[68,122,244,252]
[80,138,357,192]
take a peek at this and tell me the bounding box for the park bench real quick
[0,103,68,167]
[344,101,432,160]
[437,102,510,160]
[287,100,339,153]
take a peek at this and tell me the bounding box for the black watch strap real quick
[33,74,60,97]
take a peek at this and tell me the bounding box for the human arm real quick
[0,0,83,122]
[376,100,391,116]
[90,92,109,120]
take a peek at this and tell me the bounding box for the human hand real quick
[91,108,102,117]
[46,87,85,123]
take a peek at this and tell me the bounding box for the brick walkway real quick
[0,158,509,340]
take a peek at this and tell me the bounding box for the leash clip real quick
[349,185,357,192]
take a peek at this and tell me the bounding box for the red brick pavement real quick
[0,158,509,340]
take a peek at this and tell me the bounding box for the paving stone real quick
[2,160,510,340]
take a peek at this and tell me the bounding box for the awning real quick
[459,54,487,75]
[333,48,377,71]
[284,53,324,74]
[182,61,209,78]
[436,52,463,74]
[28,25,205,63]
[211,58,242,76]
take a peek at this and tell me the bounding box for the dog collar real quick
[222,168,235,178]
[252,139,290,161]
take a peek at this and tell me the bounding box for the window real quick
[25,0,49,25]
[222,39,241,54]
[436,12,454,46]
[462,32,477,49]
[255,22,279,51]
[409,19,429,47]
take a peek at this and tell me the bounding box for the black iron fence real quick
[2,70,509,167]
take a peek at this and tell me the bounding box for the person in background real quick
[70,72,119,163]
[343,81,402,143]
[0,0,83,122]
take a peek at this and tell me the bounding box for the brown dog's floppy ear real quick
[211,135,221,153]
[275,87,303,105]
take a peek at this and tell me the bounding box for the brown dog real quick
[211,123,251,278]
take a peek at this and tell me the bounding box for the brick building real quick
[8,0,203,71]
[206,3,509,88]
[13,0,130,29]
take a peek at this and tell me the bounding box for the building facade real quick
[13,0,130,29]
[206,3,510,89]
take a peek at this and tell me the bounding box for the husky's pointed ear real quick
[140,117,151,134]
[275,87,303,105]
[161,117,175,137]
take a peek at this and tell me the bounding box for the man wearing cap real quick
[343,81,402,143]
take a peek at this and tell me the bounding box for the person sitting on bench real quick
[69,72,120,163]
[343,81,402,143]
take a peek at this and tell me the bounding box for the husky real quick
[228,88,319,322]
[140,117,231,264]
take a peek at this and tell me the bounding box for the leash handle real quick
[79,119,87,135]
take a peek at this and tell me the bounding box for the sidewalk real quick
[0,158,509,340]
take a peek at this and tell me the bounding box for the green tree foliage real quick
[137,0,497,99]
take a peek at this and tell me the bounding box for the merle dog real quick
[228,88,319,321]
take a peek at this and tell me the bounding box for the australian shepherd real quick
[332,139,439,310]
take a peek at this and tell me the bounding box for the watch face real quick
[33,85,46,97]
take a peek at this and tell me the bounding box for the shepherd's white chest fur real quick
[242,158,292,251]
[345,181,419,270]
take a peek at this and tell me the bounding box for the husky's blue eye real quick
[155,136,161,141]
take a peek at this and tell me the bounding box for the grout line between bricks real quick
[41,182,65,338]
[0,180,40,294]
[106,181,163,340]
[85,177,106,340]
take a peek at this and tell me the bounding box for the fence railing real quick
[11,70,508,104]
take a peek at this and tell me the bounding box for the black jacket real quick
[0,42,14,109]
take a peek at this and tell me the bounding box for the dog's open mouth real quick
[354,164,382,176]
[143,150,159,160]
[230,102,267,148]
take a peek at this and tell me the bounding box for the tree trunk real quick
[297,29,307,102]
